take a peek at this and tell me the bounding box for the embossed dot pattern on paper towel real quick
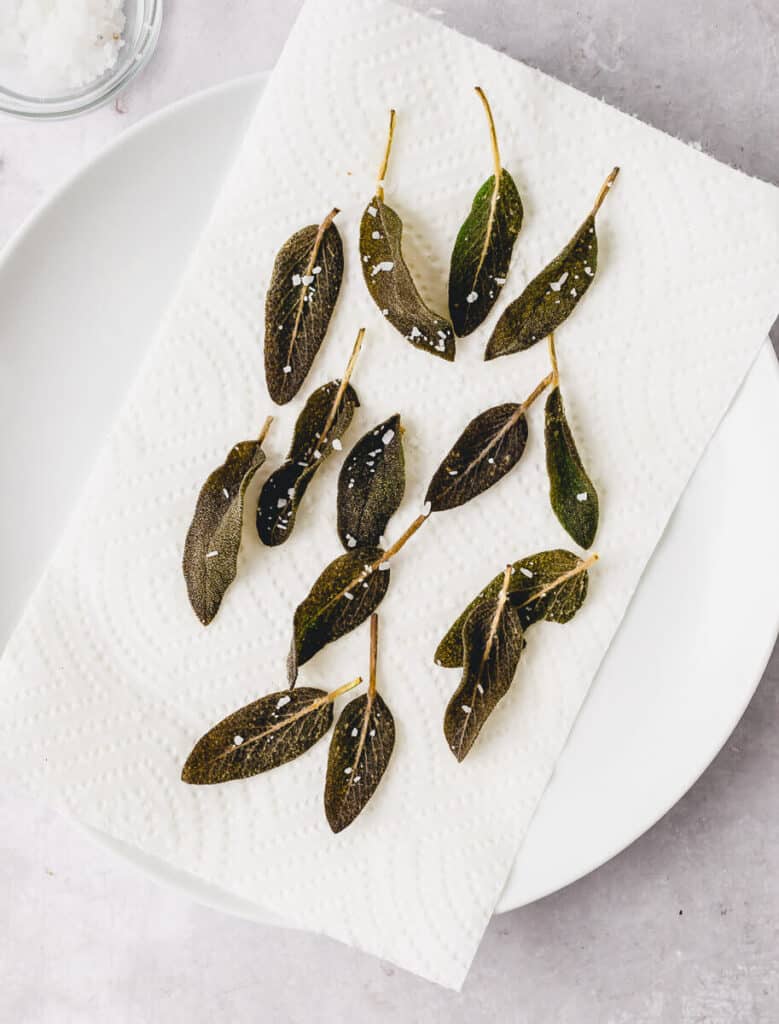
[0,0,778,991]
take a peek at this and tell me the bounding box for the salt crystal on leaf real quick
[371,260,395,276]
[549,271,569,292]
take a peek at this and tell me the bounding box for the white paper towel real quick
[1,0,778,989]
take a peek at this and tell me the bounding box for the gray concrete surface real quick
[1,1,778,1020]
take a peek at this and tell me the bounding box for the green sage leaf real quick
[449,88,523,336]
[449,171,522,336]
[337,413,405,550]
[183,420,271,626]
[435,549,590,668]
[181,686,334,784]
[288,547,390,684]
[443,579,524,762]
[324,691,395,832]
[360,196,455,361]
[425,403,528,512]
[545,385,599,548]
[264,209,344,405]
[485,168,619,359]
[257,379,359,546]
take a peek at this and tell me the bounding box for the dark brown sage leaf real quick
[545,385,599,549]
[449,87,523,337]
[181,679,362,785]
[257,334,363,546]
[183,417,272,626]
[485,168,619,359]
[360,197,455,361]
[324,614,395,832]
[425,403,528,513]
[325,692,395,832]
[360,111,455,361]
[337,413,405,550]
[265,208,344,404]
[288,547,390,684]
[443,569,524,761]
[435,549,591,669]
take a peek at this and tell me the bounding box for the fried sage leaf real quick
[360,111,455,361]
[444,570,524,761]
[449,87,523,337]
[325,615,395,832]
[181,679,361,785]
[545,385,599,549]
[258,333,363,546]
[425,402,529,512]
[485,168,619,359]
[265,208,344,404]
[435,549,592,668]
[288,547,390,684]
[337,413,405,550]
[183,418,272,626]
[325,692,395,832]
[361,197,455,361]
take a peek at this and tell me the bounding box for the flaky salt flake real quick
[549,271,569,292]
[371,260,394,276]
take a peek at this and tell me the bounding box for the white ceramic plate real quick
[1,76,777,919]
